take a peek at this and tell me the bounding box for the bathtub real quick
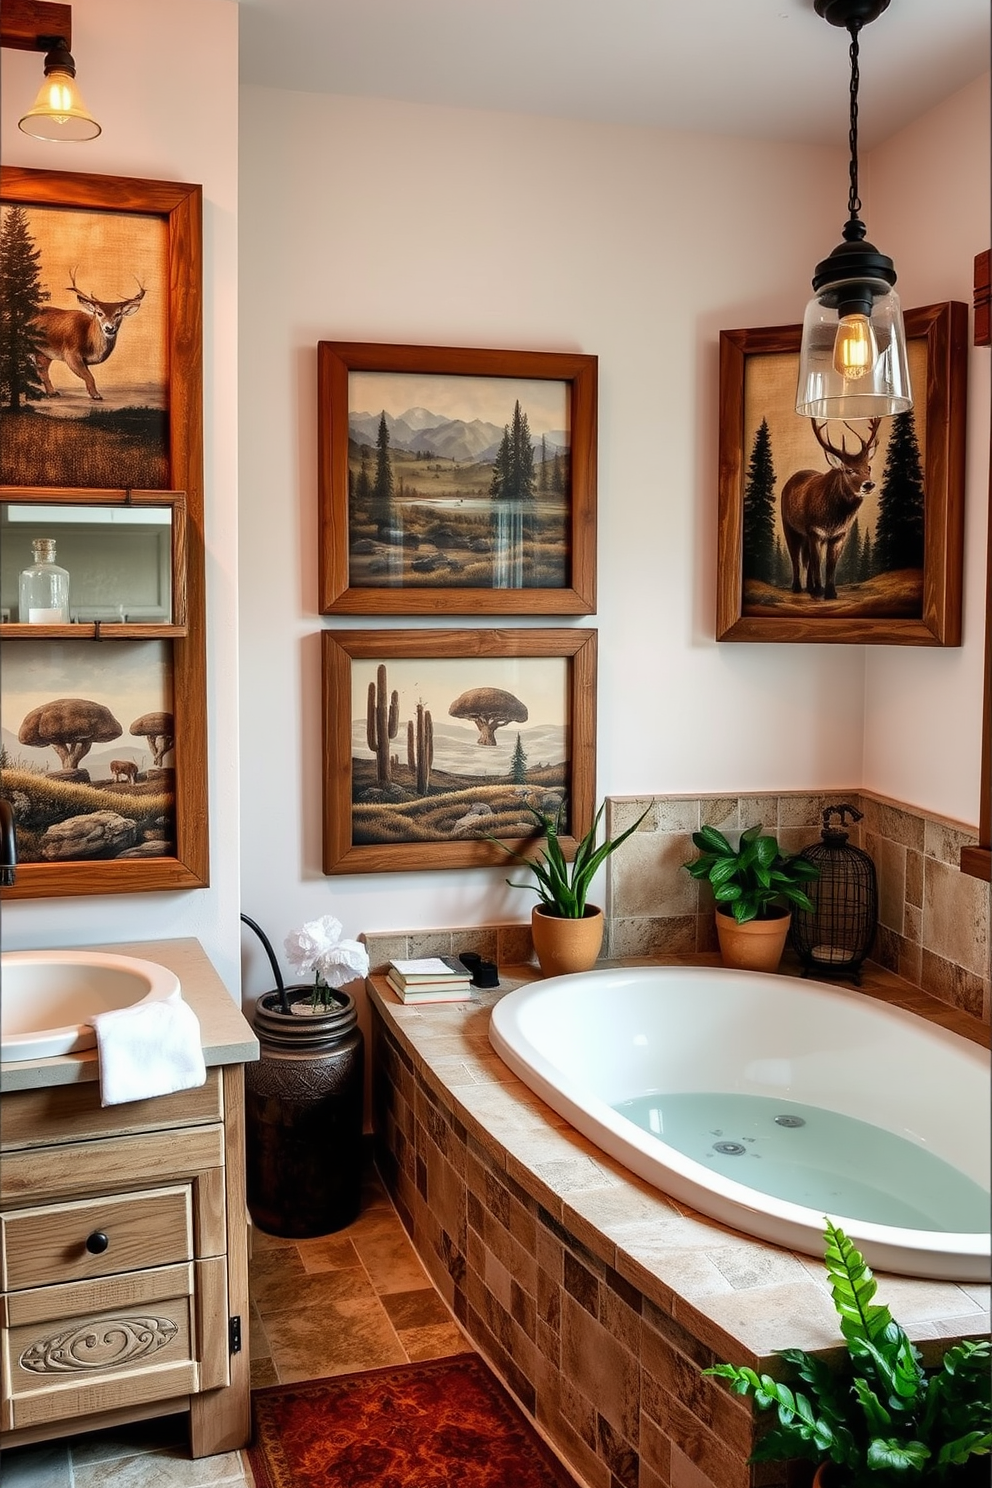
[488,966,991,1281]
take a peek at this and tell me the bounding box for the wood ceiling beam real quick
[0,0,72,51]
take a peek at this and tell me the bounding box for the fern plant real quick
[489,800,651,918]
[704,1220,991,1485]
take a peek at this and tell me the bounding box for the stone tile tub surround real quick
[367,963,989,1488]
[606,790,990,1022]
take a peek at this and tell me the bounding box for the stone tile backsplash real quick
[360,789,988,1022]
[606,790,989,1021]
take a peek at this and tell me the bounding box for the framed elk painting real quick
[321,627,597,874]
[0,167,207,899]
[716,302,967,645]
[317,341,598,616]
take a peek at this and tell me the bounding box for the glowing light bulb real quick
[832,313,878,381]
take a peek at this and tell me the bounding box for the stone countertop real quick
[368,953,990,1366]
[1,937,259,1093]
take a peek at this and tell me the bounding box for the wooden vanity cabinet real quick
[0,1064,250,1456]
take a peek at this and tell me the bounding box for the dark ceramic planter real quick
[241,917,366,1239]
[245,987,365,1238]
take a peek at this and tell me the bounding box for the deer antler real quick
[810,419,850,462]
[842,417,881,454]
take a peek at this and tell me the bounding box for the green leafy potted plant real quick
[490,800,651,975]
[704,1219,990,1486]
[683,822,819,972]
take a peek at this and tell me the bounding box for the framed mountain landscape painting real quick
[317,342,597,614]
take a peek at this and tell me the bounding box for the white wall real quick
[238,88,880,964]
[0,0,242,991]
[863,74,991,821]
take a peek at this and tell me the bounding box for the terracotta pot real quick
[715,908,791,973]
[531,904,604,977]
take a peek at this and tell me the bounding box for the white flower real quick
[284,915,369,989]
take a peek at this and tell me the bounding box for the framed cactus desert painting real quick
[321,628,596,874]
[716,302,967,645]
[317,341,597,616]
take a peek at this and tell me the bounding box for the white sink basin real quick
[1,951,181,1062]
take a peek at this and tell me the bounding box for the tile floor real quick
[0,1165,473,1488]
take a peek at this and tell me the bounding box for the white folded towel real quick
[86,988,207,1107]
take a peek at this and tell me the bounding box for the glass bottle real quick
[19,537,70,624]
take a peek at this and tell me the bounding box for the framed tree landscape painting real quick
[321,628,596,874]
[716,302,967,645]
[317,342,597,615]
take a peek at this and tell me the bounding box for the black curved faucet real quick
[0,797,16,886]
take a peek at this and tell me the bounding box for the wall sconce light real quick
[796,0,911,419]
[1,0,101,142]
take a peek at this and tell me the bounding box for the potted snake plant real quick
[704,1219,991,1487]
[489,800,651,976]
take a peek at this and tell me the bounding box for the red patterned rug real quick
[248,1353,579,1487]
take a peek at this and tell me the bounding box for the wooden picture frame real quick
[317,341,597,615]
[321,627,597,875]
[0,167,207,898]
[716,302,968,645]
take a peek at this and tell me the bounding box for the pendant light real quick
[18,37,101,141]
[796,0,911,420]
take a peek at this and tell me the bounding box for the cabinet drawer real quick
[1,1124,224,1207]
[0,1069,223,1151]
[1,1186,193,1292]
[1,1262,199,1432]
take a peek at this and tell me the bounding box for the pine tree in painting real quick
[773,535,791,588]
[741,418,777,584]
[371,412,394,534]
[859,525,875,582]
[0,205,49,411]
[836,516,862,585]
[490,400,536,500]
[874,410,925,573]
[511,401,535,500]
[510,731,528,785]
[489,424,512,498]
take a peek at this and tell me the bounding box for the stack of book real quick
[385,956,473,1004]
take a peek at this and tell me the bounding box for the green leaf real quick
[865,1436,931,1472]
[693,825,733,854]
[937,1430,992,1466]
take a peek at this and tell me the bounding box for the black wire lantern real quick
[789,803,878,983]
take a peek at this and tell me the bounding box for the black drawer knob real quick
[85,1230,110,1254]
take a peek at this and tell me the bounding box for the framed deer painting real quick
[0,168,208,899]
[716,302,967,645]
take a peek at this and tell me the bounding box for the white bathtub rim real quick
[488,967,991,1283]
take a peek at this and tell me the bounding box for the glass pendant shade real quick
[18,53,101,142]
[796,274,911,419]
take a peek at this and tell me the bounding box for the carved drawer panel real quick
[0,1261,203,1432]
[1,1185,193,1292]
